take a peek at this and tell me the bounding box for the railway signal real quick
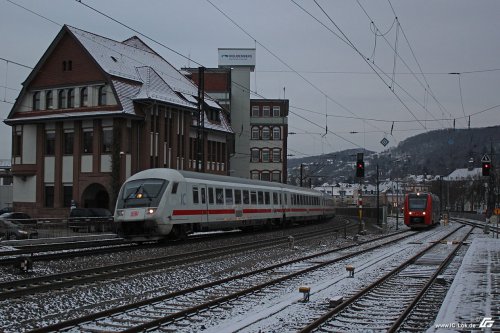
[482,161,491,176]
[356,161,365,178]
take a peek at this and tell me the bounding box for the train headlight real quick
[409,211,413,215]
[422,212,426,215]
[116,210,124,217]
[146,208,157,215]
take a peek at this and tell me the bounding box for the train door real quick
[200,186,209,224]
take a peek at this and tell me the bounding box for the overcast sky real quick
[1,0,500,160]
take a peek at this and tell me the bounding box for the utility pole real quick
[300,163,304,187]
[376,164,380,226]
[196,67,205,172]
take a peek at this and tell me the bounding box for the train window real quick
[273,192,278,205]
[216,188,224,205]
[243,190,250,204]
[171,182,178,194]
[193,187,199,204]
[250,191,257,205]
[283,193,287,205]
[258,191,264,205]
[265,192,270,205]
[201,188,206,204]
[235,190,242,204]
[208,187,214,205]
[225,189,233,205]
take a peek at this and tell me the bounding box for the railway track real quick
[298,224,473,332]
[0,224,358,301]
[25,228,422,332]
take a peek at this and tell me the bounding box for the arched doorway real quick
[81,183,110,209]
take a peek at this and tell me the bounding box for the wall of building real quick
[229,68,251,179]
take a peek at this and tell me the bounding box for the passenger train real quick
[114,168,336,241]
[403,192,441,229]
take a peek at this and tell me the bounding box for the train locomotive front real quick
[115,169,182,241]
[404,192,440,229]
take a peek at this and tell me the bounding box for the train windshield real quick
[408,195,427,210]
[118,178,167,208]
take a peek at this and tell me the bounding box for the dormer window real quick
[32,91,41,110]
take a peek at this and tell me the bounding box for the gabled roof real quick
[6,25,231,133]
[67,25,198,96]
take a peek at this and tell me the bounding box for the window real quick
[172,182,179,194]
[80,87,88,107]
[261,171,270,181]
[208,187,214,204]
[273,106,281,117]
[201,188,206,204]
[13,130,22,157]
[58,89,66,109]
[82,130,93,153]
[258,191,264,205]
[251,127,260,140]
[44,185,54,208]
[273,127,281,140]
[272,149,281,162]
[251,106,259,117]
[272,171,281,182]
[98,85,107,106]
[62,61,67,71]
[243,190,250,204]
[273,192,278,205]
[251,149,260,163]
[102,127,113,153]
[192,187,199,204]
[250,171,259,180]
[45,131,55,156]
[63,131,74,155]
[234,190,242,204]
[263,106,270,117]
[262,149,270,163]
[32,91,41,110]
[262,127,270,140]
[67,88,75,108]
[215,188,224,204]
[225,188,233,205]
[45,91,53,109]
[63,185,73,208]
[250,191,257,204]
[68,60,72,71]
[264,192,270,205]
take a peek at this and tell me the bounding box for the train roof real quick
[126,168,326,196]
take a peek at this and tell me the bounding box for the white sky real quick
[1,0,500,160]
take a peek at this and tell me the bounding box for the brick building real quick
[5,25,234,218]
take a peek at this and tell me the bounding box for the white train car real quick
[114,168,335,241]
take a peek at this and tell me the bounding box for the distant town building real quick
[0,159,13,209]
[4,25,233,218]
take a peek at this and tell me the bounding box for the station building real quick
[4,25,234,218]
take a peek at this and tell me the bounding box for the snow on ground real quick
[429,236,500,332]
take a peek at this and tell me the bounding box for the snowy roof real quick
[68,26,199,96]
[443,167,482,181]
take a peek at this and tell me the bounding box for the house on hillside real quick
[4,25,234,218]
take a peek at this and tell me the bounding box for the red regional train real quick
[404,192,441,229]
[114,168,335,241]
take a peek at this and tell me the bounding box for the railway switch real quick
[346,265,355,277]
[299,286,311,302]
